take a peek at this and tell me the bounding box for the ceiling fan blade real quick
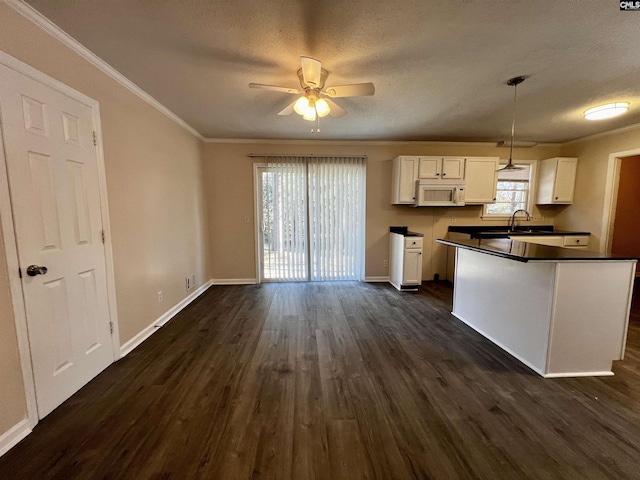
[249,83,300,94]
[323,83,375,98]
[277,100,297,116]
[300,56,322,88]
[324,99,347,118]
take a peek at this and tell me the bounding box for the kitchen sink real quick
[468,227,555,239]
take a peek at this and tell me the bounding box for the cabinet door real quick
[392,156,418,204]
[464,157,499,203]
[553,158,577,203]
[536,157,578,205]
[441,157,464,179]
[418,157,441,179]
[402,250,422,285]
[510,235,564,247]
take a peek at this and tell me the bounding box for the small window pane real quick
[485,163,532,216]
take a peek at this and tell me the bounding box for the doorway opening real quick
[255,156,366,282]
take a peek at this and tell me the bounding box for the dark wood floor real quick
[2,281,640,479]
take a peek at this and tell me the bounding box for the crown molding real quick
[563,122,640,145]
[203,137,564,147]
[7,0,636,148]
[203,138,504,146]
[3,0,205,141]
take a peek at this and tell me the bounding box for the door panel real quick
[0,63,113,418]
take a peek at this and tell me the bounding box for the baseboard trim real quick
[543,371,614,378]
[210,278,257,285]
[0,419,31,458]
[364,276,390,282]
[119,280,212,358]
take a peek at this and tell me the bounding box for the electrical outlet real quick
[542,215,546,221]
[157,291,163,302]
[186,276,191,291]
[244,215,250,224]
[451,216,456,223]
[383,260,388,267]
[190,274,196,288]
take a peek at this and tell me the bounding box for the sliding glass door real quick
[259,158,308,281]
[256,156,365,282]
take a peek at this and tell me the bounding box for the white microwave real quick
[415,182,465,207]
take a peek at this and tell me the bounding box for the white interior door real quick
[0,63,114,418]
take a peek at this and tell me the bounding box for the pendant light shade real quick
[497,76,527,172]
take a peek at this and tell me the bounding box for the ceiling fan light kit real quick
[249,56,375,127]
[583,102,630,121]
[497,75,527,172]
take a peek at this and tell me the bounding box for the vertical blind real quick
[262,157,308,281]
[262,156,365,282]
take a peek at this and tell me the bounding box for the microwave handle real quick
[453,187,458,204]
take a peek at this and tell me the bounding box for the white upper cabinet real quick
[418,156,464,180]
[536,157,578,205]
[391,156,418,204]
[464,157,499,204]
[392,155,501,205]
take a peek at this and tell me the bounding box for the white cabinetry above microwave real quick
[418,157,464,180]
[392,155,500,205]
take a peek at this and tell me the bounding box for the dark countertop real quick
[436,237,639,263]
[390,226,424,237]
[448,225,590,239]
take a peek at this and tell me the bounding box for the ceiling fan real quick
[249,56,375,122]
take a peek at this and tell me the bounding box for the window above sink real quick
[483,160,536,218]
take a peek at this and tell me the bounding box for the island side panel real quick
[546,261,636,376]
[452,248,556,375]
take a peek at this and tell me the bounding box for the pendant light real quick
[497,76,527,172]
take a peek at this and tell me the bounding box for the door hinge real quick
[101,229,106,243]
[109,321,114,335]
[93,131,97,146]
[18,267,22,278]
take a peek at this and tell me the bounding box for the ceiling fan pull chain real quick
[311,115,321,133]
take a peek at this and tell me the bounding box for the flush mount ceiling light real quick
[497,76,527,172]
[583,102,630,121]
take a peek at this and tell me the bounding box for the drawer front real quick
[563,235,589,247]
[404,237,423,249]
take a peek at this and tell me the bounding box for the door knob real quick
[26,265,48,276]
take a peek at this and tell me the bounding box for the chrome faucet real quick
[510,209,531,232]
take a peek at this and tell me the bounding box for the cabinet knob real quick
[442,173,446,176]
[493,198,496,201]
[555,196,559,200]
[436,173,440,176]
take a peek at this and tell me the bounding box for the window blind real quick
[262,156,365,282]
[308,156,366,281]
[263,157,307,281]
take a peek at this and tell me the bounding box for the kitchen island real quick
[436,238,638,377]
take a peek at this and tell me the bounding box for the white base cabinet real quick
[452,248,635,377]
[389,232,423,290]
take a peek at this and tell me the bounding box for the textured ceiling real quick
[24,0,640,142]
